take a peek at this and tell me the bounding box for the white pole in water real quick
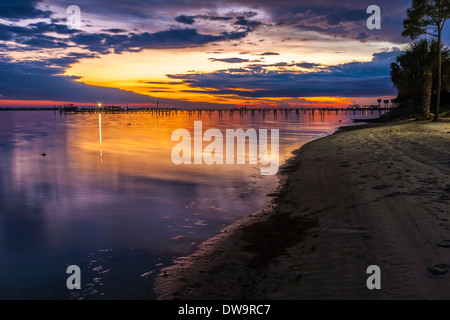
[99,113,102,144]
[99,112,103,162]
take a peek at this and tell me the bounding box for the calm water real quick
[0,109,382,299]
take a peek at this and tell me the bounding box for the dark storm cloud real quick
[45,52,99,68]
[0,57,155,104]
[0,21,79,37]
[2,0,415,54]
[295,62,324,69]
[270,0,412,42]
[0,21,81,50]
[259,52,280,56]
[175,15,196,25]
[102,28,127,34]
[209,57,250,63]
[168,50,403,98]
[0,20,251,55]
[21,34,70,49]
[175,14,236,24]
[234,16,263,29]
[27,21,80,35]
[45,0,412,42]
[174,13,260,27]
[69,28,251,54]
[208,16,234,21]
[325,9,366,26]
[0,0,52,20]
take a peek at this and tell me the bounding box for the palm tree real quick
[391,39,450,118]
[402,0,450,121]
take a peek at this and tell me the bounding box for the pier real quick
[0,106,394,117]
[54,106,392,116]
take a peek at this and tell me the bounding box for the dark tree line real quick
[392,0,450,120]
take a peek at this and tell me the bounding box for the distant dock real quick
[0,106,394,115]
[60,106,392,114]
[58,107,393,119]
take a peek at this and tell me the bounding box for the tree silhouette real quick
[391,39,450,118]
[402,0,450,120]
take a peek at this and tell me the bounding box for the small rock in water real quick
[436,240,450,248]
[140,271,154,278]
[427,264,450,276]
[41,153,46,157]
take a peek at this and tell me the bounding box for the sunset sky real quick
[1,0,449,108]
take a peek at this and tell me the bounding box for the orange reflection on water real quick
[64,109,381,185]
[65,111,283,186]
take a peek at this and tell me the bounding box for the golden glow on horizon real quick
[62,27,402,108]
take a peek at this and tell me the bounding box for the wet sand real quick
[155,120,450,300]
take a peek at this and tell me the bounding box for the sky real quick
[0,0,448,108]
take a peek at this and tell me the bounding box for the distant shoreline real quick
[154,120,450,300]
[0,107,394,112]
[0,107,59,111]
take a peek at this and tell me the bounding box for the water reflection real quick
[0,109,382,299]
[99,113,103,162]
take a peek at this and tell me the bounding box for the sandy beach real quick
[155,120,450,300]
